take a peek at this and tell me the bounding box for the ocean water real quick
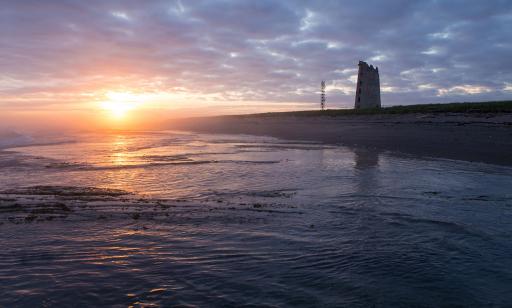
[1,131,512,307]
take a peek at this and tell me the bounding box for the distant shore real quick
[169,102,512,166]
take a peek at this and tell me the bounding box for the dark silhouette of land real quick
[238,100,512,117]
[168,101,512,166]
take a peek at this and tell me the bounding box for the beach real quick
[3,0,511,305]
[169,112,512,166]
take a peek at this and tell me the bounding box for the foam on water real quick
[0,129,33,149]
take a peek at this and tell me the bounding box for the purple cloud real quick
[1,0,511,113]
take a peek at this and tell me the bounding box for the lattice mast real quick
[320,80,326,111]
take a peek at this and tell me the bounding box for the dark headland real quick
[168,101,512,166]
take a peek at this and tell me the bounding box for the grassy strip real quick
[237,100,512,117]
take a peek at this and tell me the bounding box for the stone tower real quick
[354,61,381,109]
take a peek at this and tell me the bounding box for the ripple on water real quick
[1,132,512,306]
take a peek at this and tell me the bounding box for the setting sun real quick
[100,92,140,118]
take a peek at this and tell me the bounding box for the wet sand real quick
[0,186,300,226]
[169,113,512,166]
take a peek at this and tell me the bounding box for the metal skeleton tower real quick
[320,80,326,110]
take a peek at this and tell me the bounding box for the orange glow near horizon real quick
[0,85,317,131]
[100,91,141,119]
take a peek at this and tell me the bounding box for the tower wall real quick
[354,61,381,109]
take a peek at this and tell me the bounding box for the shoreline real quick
[169,112,512,166]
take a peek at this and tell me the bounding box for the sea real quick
[1,130,511,307]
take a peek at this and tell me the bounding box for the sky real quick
[1,0,511,129]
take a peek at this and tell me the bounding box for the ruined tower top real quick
[354,61,381,109]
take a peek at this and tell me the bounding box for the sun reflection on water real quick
[109,135,131,166]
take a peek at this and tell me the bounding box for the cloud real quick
[0,0,511,114]
[437,85,493,96]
